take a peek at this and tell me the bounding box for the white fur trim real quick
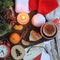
[15,0,30,13]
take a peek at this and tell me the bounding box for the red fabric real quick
[38,0,58,15]
[29,0,38,11]
[34,54,42,60]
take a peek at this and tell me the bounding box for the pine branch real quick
[0,0,14,12]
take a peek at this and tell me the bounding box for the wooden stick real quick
[21,28,29,39]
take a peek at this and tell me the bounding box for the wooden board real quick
[0,1,52,60]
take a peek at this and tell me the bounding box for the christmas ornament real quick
[17,12,30,25]
[11,45,25,60]
[0,40,10,58]
[32,14,46,27]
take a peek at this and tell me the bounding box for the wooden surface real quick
[0,11,49,60]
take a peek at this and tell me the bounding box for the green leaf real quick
[4,0,14,7]
[0,0,14,12]
[0,23,12,36]
[0,1,2,6]
[6,24,12,32]
[0,24,7,31]
[0,24,9,30]
[0,30,7,37]
[3,7,9,12]
[0,30,4,35]
[0,0,5,2]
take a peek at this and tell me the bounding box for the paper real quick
[23,44,43,60]
[41,51,50,60]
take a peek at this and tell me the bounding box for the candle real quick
[17,12,30,25]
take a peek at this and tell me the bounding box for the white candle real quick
[17,12,30,25]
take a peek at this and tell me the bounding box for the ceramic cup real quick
[40,22,57,39]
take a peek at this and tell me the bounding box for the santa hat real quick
[29,0,38,11]
[29,0,60,21]
[15,0,38,13]
[38,0,58,15]
[15,0,30,13]
[15,0,58,14]
[29,0,58,15]
[45,0,60,21]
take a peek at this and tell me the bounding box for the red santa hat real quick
[30,0,59,22]
[29,0,59,15]
[15,0,58,15]
[29,0,38,11]
[38,0,58,15]
[15,0,38,13]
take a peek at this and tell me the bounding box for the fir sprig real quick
[0,0,14,12]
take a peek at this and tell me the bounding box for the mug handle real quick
[53,18,59,25]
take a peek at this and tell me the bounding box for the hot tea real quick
[40,22,57,39]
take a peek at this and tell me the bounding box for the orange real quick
[9,33,21,44]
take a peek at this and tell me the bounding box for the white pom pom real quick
[32,14,46,27]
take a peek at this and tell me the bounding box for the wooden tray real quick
[0,1,53,60]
